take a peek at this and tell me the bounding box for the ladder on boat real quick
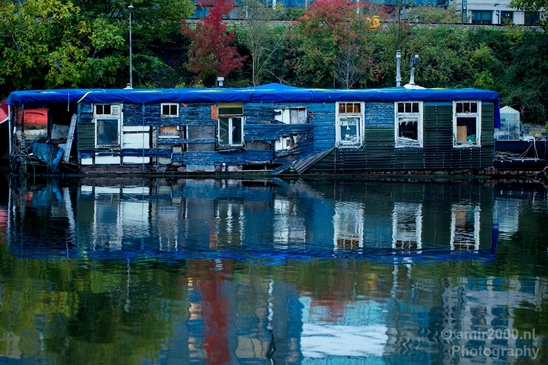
[63,113,77,163]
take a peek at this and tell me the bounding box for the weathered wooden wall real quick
[308,102,495,173]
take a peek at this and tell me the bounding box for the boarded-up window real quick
[274,108,307,124]
[159,126,180,138]
[454,101,481,147]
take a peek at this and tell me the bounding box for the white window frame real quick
[336,102,364,147]
[94,103,122,148]
[453,101,481,147]
[217,104,244,148]
[161,103,179,117]
[395,101,423,148]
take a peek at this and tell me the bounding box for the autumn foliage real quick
[181,0,247,85]
[290,0,386,88]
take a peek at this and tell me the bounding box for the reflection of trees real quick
[290,260,394,306]
[0,250,189,365]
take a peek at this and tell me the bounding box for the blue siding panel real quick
[309,103,335,151]
[172,151,273,164]
[245,124,313,141]
[366,102,393,127]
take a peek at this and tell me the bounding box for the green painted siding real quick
[77,123,95,151]
[308,101,496,173]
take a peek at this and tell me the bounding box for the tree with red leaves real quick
[181,0,247,86]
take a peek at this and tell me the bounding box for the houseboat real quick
[5,83,501,175]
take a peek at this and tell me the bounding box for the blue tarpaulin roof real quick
[6,83,501,126]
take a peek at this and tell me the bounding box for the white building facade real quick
[448,0,543,24]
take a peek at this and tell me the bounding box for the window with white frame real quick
[161,103,179,117]
[218,103,244,148]
[336,102,363,147]
[94,104,121,147]
[454,101,481,147]
[159,103,181,139]
[395,101,422,147]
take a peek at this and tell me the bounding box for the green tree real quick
[0,0,195,94]
[234,0,290,86]
[70,0,195,88]
[290,0,385,88]
[406,5,462,24]
[71,0,195,46]
[494,28,548,124]
[509,0,548,27]
[0,0,126,90]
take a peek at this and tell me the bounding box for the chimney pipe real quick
[395,51,402,87]
[409,54,419,85]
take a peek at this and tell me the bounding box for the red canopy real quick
[0,101,8,123]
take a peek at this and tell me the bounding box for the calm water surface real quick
[0,175,547,365]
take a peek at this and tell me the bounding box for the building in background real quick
[189,0,543,25]
[448,0,542,24]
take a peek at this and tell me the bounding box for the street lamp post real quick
[128,5,134,88]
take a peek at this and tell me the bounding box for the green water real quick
[0,178,547,364]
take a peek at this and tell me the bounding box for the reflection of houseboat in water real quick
[4,83,506,176]
[4,178,546,363]
[7,177,543,261]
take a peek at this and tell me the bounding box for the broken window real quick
[274,108,307,124]
[275,134,299,152]
[395,102,422,147]
[336,102,363,147]
[454,101,481,147]
[218,103,244,148]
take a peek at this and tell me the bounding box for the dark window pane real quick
[97,119,119,146]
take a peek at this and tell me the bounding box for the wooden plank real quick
[63,113,77,162]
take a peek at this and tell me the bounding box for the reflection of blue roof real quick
[7,83,500,106]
